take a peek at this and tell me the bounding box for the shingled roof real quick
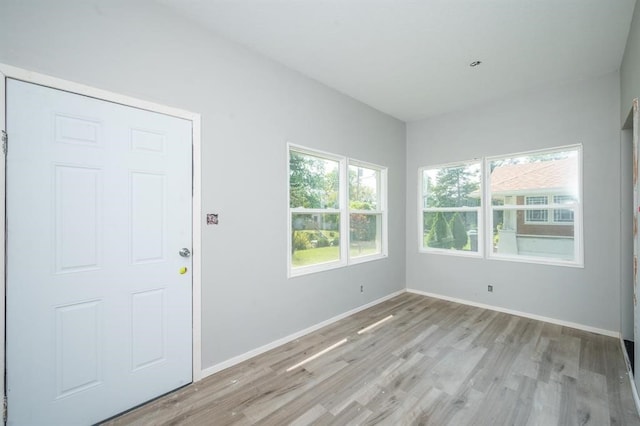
[490,158,577,195]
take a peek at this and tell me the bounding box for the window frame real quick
[418,159,483,258]
[287,144,388,277]
[417,144,583,268]
[347,159,388,265]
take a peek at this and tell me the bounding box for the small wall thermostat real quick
[206,213,219,225]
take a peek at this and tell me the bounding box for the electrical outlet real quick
[360,285,364,293]
[488,285,493,292]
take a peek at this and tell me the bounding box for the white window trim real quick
[287,144,388,277]
[418,160,483,258]
[348,159,388,264]
[418,144,583,268]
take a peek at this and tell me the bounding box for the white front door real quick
[5,79,193,425]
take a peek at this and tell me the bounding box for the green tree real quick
[289,151,342,256]
[449,212,468,250]
[426,212,453,249]
[289,152,333,254]
[349,167,376,209]
[289,152,328,208]
[430,166,480,208]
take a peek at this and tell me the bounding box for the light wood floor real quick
[105,293,640,425]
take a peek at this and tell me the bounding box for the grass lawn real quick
[292,241,380,267]
[292,246,339,267]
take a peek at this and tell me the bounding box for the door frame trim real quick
[0,64,204,406]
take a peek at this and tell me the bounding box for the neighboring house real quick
[490,158,577,259]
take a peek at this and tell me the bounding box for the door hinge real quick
[3,394,7,423]
[1,131,7,155]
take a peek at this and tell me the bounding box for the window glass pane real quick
[349,165,379,210]
[423,163,481,208]
[493,209,575,261]
[553,209,574,222]
[349,214,381,258]
[526,196,548,205]
[489,149,579,207]
[526,209,548,222]
[553,195,575,223]
[291,213,340,268]
[289,151,339,209]
[525,196,548,222]
[422,211,479,252]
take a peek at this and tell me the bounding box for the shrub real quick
[449,212,468,250]
[293,231,311,250]
[426,212,453,249]
[350,214,372,241]
[316,237,330,247]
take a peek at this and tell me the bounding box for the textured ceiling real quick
[158,0,636,121]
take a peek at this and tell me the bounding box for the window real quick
[524,195,576,224]
[420,161,482,256]
[488,145,582,266]
[418,144,582,267]
[288,145,387,276]
[525,196,548,223]
[553,195,575,223]
[349,163,384,259]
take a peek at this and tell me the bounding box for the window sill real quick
[488,253,583,268]
[418,248,482,258]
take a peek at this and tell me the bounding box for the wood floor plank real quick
[527,379,563,425]
[104,293,640,426]
[288,403,327,426]
[470,383,519,425]
[577,369,611,425]
[430,345,487,395]
[581,332,608,377]
[242,359,349,423]
[549,335,582,382]
[558,375,579,426]
[508,375,538,425]
[327,401,372,425]
[469,342,520,393]
[440,387,485,426]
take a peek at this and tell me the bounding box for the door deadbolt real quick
[179,248,191,258]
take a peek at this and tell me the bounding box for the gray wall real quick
[621,0,640,123]
[0,0,406,370]
[406,72,622,333]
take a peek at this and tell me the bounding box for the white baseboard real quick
[200,289,405,379]
[619,336,640,417]
[406,288,619,338]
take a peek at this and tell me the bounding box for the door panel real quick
[131,172,166,263]
[6,79,193,425]
[55,165,102,272]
